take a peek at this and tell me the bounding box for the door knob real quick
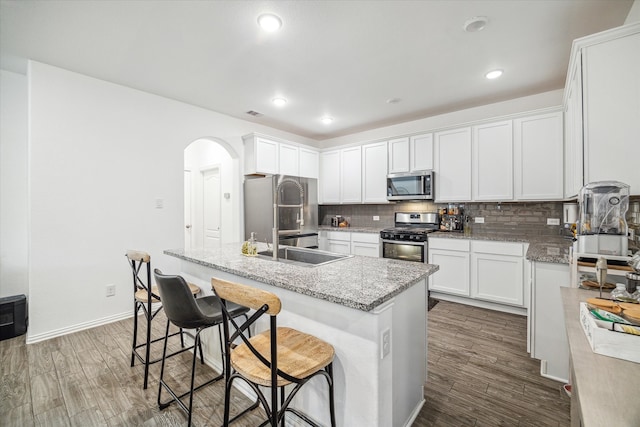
[185,224,192,229]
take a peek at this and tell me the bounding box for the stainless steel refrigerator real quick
[244,175,318,248]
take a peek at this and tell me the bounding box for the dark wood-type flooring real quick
[1,300,570,426]
[417,300,571,426]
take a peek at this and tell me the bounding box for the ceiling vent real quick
[245,110,263,117]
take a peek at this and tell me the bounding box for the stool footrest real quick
[158,371,224,410]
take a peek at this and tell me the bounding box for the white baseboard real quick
[404,398,426,427]
[26,311,132,344]
[430,292,527,316]
[539,360,569,383]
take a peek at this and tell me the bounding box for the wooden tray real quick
[580,280,616,290]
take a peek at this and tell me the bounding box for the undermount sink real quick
[257,246,352,267]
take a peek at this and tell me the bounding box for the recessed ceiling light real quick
[485,69,503,80]
[272,97,287,107]
[257,13,282,32]
[464,16,489,33]
[320,116,334,125]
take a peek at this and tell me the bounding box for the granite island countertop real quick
[165,243,438,312]
[429,231,573,264]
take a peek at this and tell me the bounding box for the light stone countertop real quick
[561,287,640,427]
[165,243,438,312]
[429,231,573,264]
[318,225,385,233]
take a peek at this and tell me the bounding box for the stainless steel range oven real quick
[379,212,439,263]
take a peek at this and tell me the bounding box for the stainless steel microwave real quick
[387,171,434,201]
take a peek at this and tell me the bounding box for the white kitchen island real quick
[165,244,438,427]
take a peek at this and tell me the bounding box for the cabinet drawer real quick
[471,240,523,257]
[325,230,350,241]
[428,237,470,252]
[351,232,380,244]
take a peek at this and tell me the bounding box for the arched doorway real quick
[183,138,242,249]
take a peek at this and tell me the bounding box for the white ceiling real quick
[0,0,633,140]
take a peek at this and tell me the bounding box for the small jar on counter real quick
[611,283,633,301]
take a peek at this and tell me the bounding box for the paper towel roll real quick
[563,203,578,224]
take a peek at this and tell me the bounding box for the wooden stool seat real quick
[231,327,335,387]
[213,277,336,426]
[134,283,200,304]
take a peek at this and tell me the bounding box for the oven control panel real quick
[380,231,429,242]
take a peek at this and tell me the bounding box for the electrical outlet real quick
[380,328,391,359]
[475,217,485,224]
[373,216,380,221]
[547,218,560,226]
[106,284,116,297]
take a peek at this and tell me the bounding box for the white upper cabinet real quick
[320,150,341,204]
[279,143,299,176]
[319,146,363,204]
[388,135,433,173]
[299,147,319,179]
[435,127,472,202]
[514,111,564,200]
[244,135,278,175]
[341,146,362,203]
[472,121,513,201]
[563,23,640,196]
[581,26,640,195]
[243,133,318,178]
[388,137,410,173]
[362,141,388,203]
[410,133,433,171]
[564,51,584,199]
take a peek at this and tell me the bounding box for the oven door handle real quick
[381,239,425,246]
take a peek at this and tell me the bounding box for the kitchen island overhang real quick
[165,243,438,427]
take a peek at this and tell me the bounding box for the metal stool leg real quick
[158,319,171,408]
[143,301,152,389]
[327,363,336,427]
[131,301,139,367]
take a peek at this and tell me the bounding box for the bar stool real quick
[212,277,336,427]
[126,250,201,389]
[154,269,251,426]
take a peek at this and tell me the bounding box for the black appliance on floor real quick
[0,294,28,341]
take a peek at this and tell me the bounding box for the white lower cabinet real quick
[323,231,351,254]
[471,241,524,306]
[530,261,570,382]
[350,232,380,257]
[428,238,470,296]
[429,237,527,312]
[320,231,379,257]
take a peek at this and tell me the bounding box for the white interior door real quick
[184,170,193,249]
[202,167,221,249]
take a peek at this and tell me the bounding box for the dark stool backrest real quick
[154,269,216,329]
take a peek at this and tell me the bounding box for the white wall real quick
[0,70,29,298]
[320,89,563,148]
[26,61,312,342]
[626,0,640,23]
